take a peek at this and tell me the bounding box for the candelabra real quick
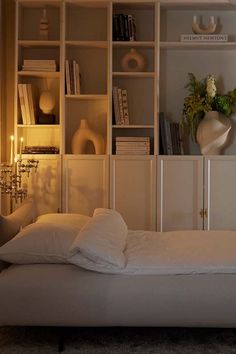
[0,158,39,212]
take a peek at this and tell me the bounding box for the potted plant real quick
[182,73,236,139]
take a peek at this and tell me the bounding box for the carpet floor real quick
[1,327,236,354]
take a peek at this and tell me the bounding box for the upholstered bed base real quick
[0,263,235,327]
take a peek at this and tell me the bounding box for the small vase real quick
[196,111,232,155]
[71,119,105,155]
[121,48,146,72]
[39,90,55,114]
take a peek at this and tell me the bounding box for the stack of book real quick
[159,113,183,155]
[22,59,57,72]
[112,86,130,125]
[22,146,59,154]
[18,83,36,125]
[65,59,81,95]
[113,14,136,41]
[116,136,150,155]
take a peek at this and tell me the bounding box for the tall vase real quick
[196,111,232,155]
[71,119,105,154]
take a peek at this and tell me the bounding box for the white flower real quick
[206,74,217,98]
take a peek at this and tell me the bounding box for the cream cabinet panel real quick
[157,156,203,232]
[204,156,236,230]
[110,156,156,231]
[63,155,109,216]
[22,155,62,215]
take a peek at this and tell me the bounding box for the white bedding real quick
[2,208,236,276]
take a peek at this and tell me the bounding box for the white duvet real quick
[2,208,236,276]
[68,209,236,275]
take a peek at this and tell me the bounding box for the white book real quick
[112,87,121,124]
[18,84,27,125]
[116,141,150,147]
[75,62,81,95]
[121,89,129,125]
[115,136,150,142]
[180,34,228,42]
[116,150,149,155]
[65,60,71,95]
[22,84,31,124]
[117,88,124,124]
[23,59,56,66]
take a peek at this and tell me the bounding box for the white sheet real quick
[69,229,236,275]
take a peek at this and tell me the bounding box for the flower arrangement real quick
[182,73,236,140]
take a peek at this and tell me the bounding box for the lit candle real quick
[14,156,17,175]
[211,16,215,25]
[193,15,197,24]
[19,137,24,160]
[10,135,14,165]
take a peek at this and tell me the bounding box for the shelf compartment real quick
[17,125,61,150]
[66,46,107,95]
[18,3,60,41]
[66,41,108,49]
[113,47,154,72]
[66,3,107,42]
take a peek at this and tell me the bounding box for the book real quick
[116,150,149,155]
[65,60,71,95]
[116,136,150,142]
[18,84,27,125]
[180,34,228,42]
[112,87,121,124]
[22,84,31,125]
[121,89,130,125]
[117,88,124,124]
[26,84,36,124]
[116,142,150,147]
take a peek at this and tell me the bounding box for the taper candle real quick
[19,137,23,160]
[10,135,14,165]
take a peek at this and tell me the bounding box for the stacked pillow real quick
[0,208,128,272]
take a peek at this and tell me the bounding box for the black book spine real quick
[118,14,125,41]
[124,15,129,41]
[113,15,120,41]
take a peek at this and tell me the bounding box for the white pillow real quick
[0,222,79,264]
[36,213,91,229]
[69,208,128,269]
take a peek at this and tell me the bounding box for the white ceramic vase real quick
[196,111,232,155]
[39,90,55,114]
[71,119,105,154]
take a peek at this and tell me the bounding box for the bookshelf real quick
[12,0,236,230]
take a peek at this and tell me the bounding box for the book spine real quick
[18,84,27,125]
[116,150,149,155]
[112,87,121,125]
[116,142,150,147]
[118,14,125,41]
[124,15,129,41]
[75,62,81,95]
[65,60,71,95]
[26,84,36,124]
[159,112,167,155]
[69,60,74,95]
[131,16,137,41]
[113,14,120,41]
[22,83,31,125]
[164,119,173,155]
[121,89,129,125]
[117,88,124,124]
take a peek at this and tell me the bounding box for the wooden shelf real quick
[113,41,155,48]
[18,71,60,78]
[113,125,154,129]
[18,0,61,7]
[18,40,60,47]
[160,41,236,50]
[17,124,60,128]
[66,40,108,48]
[113,72,155,78]
[66,94,107,100]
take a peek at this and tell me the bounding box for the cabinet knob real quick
[204,209,208,218]
[200,208,204,218]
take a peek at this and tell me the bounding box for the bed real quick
[1,199,236,327]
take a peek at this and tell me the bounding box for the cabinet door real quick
[204,156,236,230]
[110,156,156,231]
[22,155,62,215]
[157,156,203,232]
[63,155,109,216]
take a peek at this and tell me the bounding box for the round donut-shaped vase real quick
[121,48,146,72]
